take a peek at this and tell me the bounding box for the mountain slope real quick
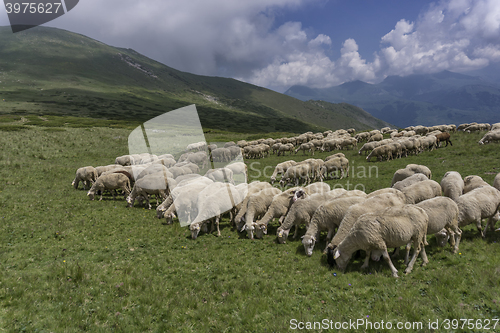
[285,71,500,128]
[0,26,389,133]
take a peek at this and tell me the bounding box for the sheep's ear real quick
[333,249,341,260]
[278,230,283,237]
[241,225,246,231]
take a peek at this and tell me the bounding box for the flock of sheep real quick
[71,121,500,277]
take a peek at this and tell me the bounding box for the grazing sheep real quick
[276,191,345,243]
[279,163,311,186]
[234,181,274,231]
[126,173,172,209]
[463,175,489,194]
[435,132,453,147]
[72,166,98,190]
[366,145,392,162]
[87,173,131,201]
[211,147,231,162]
[300,158,325,182]
[302,196,366,256]
[294,142,315,155]
[225,162,247,184]
[115,155,132,166]
[405,164,432,179]
[320,157,349,180]
[241,187,282,239]
[366,187,402,198]
[277,143,295,156]
[270,160,298,184]
[478,130,500,144]
[453,185,500,238]
[368,133,383,142]
[391,164,432,187]
[358,141,379,155]
[95,164,123,176]
[325,153,346,161]
[440,171,464,201]
[401,179,442,204]
[189,184,243,239]
[331,205,429,277]
[392,173,428,191]
[204,168,234,184]
[325,192,407,268]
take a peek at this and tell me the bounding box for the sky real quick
[2,0,500,92]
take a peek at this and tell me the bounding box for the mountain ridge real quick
[0,26,390,133]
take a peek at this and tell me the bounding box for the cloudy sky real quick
[2,0,500,92]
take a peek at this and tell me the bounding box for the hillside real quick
[0,26,389,133]
[285,71,500,128]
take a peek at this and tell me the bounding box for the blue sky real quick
[2,0,500,92]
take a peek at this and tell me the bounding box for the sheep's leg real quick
[404,241,421,275]
[419,244,429,266]
[476,218,485,238]
[278,215,285,225]
[381,248,399,278]
[452,227,462,254]
[404,243,411,266]
[361,251,370,269]
[292,224,300,239]
[215,216,221,237]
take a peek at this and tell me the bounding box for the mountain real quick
[285,71,500,128]
[0,26,389,133]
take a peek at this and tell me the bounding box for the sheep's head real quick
[235,216,246,232]
[126,196,133,207]
[254,223,267,239]
[435,229,450,247]
[156,206,166,219]
[292,189,307,202]
[245,223,255,240]
[277,228,289,244]
[333,248,349,271]
[301,235,316,256]
[190,223,202,240]
[87,190,95,201]
[370,250,383,262]
[270,176,276,184]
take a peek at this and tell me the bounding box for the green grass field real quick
[0,117,499,332]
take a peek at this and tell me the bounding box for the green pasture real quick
[0,118,499,332]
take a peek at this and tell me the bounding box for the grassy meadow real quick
[0,116,500,332]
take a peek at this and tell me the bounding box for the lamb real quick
[302,196,366,256]
[241,187,282,239]
[126,174,171,209]
[440,171,464,201]
[270,160,297,184]
[463,175,489,194]
[392,173,428,191]
[401,179,442,204]
[331,205,429,277]
[276,191,347,243]
[87,173,131,201]
[452,185,500,238]
[189,184,243,239]
[72,166,98,190]
[415,197,462,253]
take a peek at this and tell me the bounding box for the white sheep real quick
[405,164,432,179]
[204,167,234,184]
[279,163,311,186]
[72,166,98,190]
[241,187,282,239]
[126,174,170,209]
[87,173,131,201]
[391,164,432,187]
[302,196,366,256]
[234,181,273,231]
[321,156,349,180]
[415,197,462,253]
[276,191,346,243]
[401,179,442,204]
[332,205,429,277]
[392,173,428,191]
[440,171,464,201]
[463,175,489,194]
[270,160,297,184]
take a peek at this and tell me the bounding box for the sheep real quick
[72,166,98,190]
[391,164,432,187]
[325,192,407,268]
[366,187,403,198]
[366,145,392,162]
[225,162,247,184]
[331,205,429,277]
[241,187,282,239]
[463,175,490,194]
[392,173,428,191]
[189,184,243,239]
[453,185,500,238]
[358,141,380,155]
[300,158,325,182]
[276,191,347,243]
[401,179,442,204]
[277,143,295,156]
[320,156,349,180]
[294,142,315,155]
[435,132,452,147]
[368,133,383,142]
[270,160,297,184]
[494,173,500,192]
[204,167,234,184]
[95,164,123,176]
[183,151,209,169]
[115,155,132,166]
[415,197,462,253]
[279,163,311,186]
[440,171,464,201]
[126,173,171,209]
[302,196,366,256]
[87,173,131,201]
[211,147,231,162]
[324,153,345,161]
[478,130,500,144]
[405,164,432,179]
[234,181,274,231]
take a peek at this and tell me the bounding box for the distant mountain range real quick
[285,70,500,128]
[0,26,389,133]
